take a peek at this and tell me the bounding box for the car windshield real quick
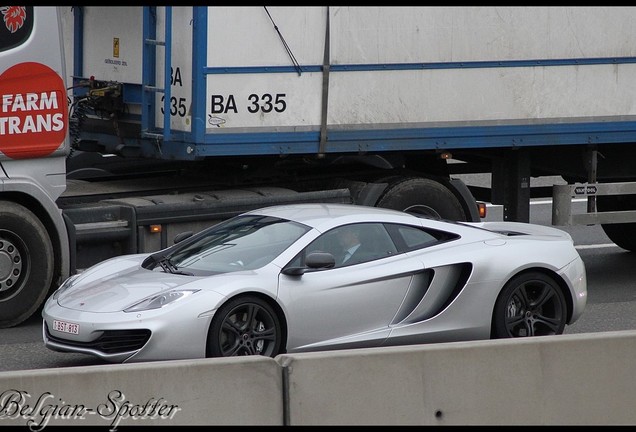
[165,215,310,274]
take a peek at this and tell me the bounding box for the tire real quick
[0,201,54,328]
[492,271,567,338]
[206,295,282,357]
[597,194,636,252]
[375,177,467,221]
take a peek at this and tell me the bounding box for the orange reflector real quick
[477,202,487,219]
[149,225,162,233]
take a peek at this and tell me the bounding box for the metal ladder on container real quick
[140,6,172,144]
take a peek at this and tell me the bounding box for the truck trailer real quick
[1,6,636,327]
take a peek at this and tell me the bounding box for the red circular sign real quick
[0,62,68,159]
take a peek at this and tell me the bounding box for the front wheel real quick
[492,272,567,338]
[0,201,54,328]
[207,295,282,357]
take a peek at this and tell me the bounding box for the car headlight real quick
[52,273,81,300]
[124,289,200,312]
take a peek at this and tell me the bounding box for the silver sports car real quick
[42,203,587,363]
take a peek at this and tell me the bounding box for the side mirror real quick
[173,231,193,244]
[306,251,336,269]
[281,251,336,276]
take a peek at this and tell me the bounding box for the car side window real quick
[292,222,399,269]
[385,223,459,252]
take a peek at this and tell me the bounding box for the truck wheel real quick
[597,194,636,252]
[375,177,467,221]
[0,201,54,328]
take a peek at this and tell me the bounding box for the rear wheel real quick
[597,194,636,252]
[0,201,54,328]
[492,271,567,338]
[375,177,467,221]
[206,295,282,357]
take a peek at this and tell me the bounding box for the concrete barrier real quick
[279,330,636,425]
[2,330,636,427]
[0,356,283,428]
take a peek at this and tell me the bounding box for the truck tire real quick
[597,194,636,252]
[375,177,467,221]
[0,201,54,328]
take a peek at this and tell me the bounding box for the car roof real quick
[244,203,424,230]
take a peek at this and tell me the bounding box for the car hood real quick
[56,254,241,313]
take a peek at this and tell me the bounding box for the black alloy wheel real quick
[492,272,567,338]
[207,295,282,357]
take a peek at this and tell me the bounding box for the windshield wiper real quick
[142,251,193,275]
[158,257,193,276]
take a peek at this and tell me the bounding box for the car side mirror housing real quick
[173,231,193,244]
[306,252,336,269]
[281,251,336,276]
